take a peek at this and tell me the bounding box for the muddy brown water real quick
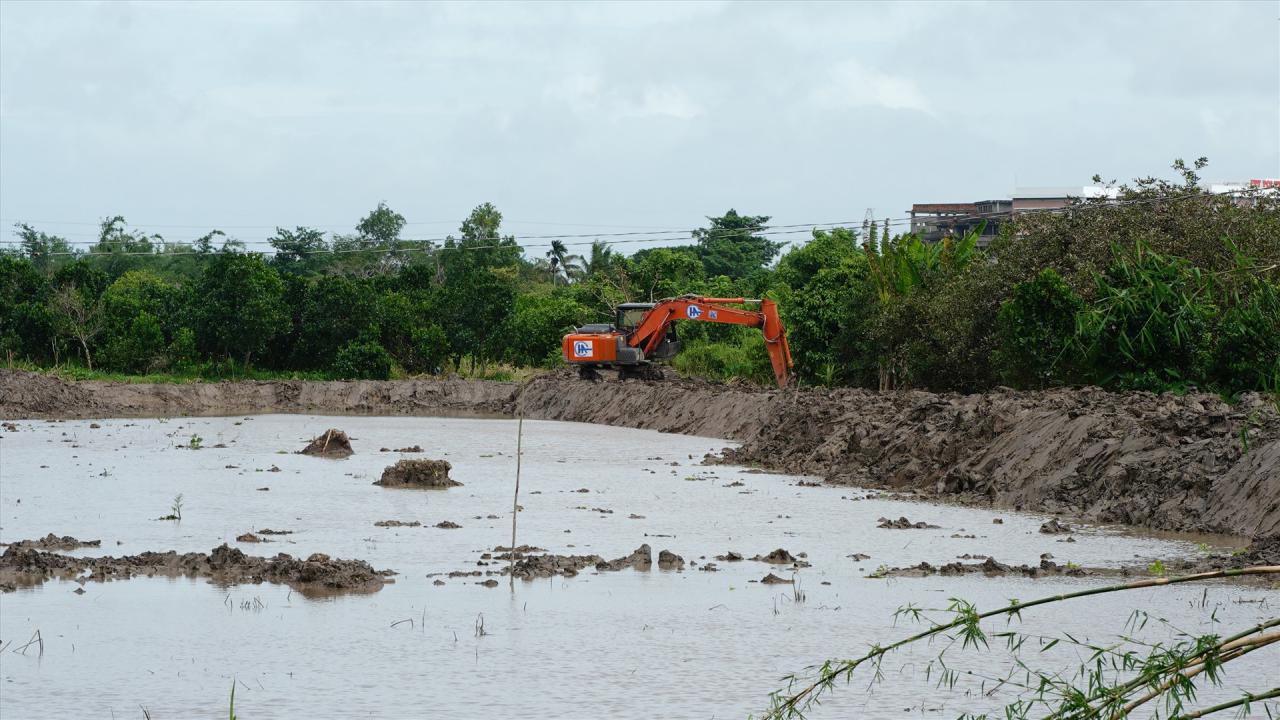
[0,416,1275,719]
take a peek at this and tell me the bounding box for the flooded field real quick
[1,415,1275,718]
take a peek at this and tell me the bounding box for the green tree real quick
[582,240,619,278]
[193,253,288,367]
[627,247,705,301]
[13,223,76,275]
[332,202,410,276]
[0,256,57,364]
[544,240,583,285]
[292,276,378,369]
[375,290,448,374]
[437,266,517,370]
[89,216,161,279]
[693,209,782,279]
[993,269,1085,388]
[434,204,522,369]
[98,270,180,372]
[502,291,591,367]
[777,255,878,386]
[269,226,330,275]
[50,283,103,370]
[331,340,393,380]
[775,227,860,290]
[439,202,522,282]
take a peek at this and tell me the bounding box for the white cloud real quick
[812,59,933,114]
[546,76,703,121]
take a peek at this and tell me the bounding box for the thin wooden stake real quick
[509,415,524,584]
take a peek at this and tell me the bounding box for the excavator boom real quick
[562,296,794,387]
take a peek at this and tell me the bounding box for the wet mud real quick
[374,459,458,488]
[299,428,353,458]
[2,534,101,551]
[0,543,393,595]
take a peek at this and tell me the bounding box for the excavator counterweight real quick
[562,295,794,387]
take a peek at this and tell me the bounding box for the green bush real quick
[672,334,773,385]
[1210,276,1280,394]
[502,291,591,367]
[994,269,1085,388]
[331,340,393,380]
[1078,244,1215,391]
[101,312,167,373]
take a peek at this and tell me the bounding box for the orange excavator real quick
[561,295,794,387]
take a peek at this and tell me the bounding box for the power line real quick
[2,225,829,258]
[0,219,864,249]
[2,188,1265,259]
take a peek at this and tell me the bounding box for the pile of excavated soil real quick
[374,459,458,488]
[299,429,353,458]
[3,368,1277,538]
[0,543,393,595]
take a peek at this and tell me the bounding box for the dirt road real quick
[2,369,1277,538]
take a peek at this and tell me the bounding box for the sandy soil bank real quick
[3,369,1276,538]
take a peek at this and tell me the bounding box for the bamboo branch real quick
[1116,631,1280,717]
[764,565,1280,719]
[1171,687,1280,719]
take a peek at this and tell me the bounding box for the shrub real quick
[994,269,1085,387]
[1210,276,1280,394]
[331,340,393,380]
[1078,244,1215,391]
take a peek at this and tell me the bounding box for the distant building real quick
[908,200,1010,246]
[908,181,1273,246]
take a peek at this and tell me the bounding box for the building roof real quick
[911,203,976,213]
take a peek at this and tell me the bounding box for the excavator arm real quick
[629,296,794,388]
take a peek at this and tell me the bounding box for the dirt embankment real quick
[3,369,1277,538]
[0,370,515,419]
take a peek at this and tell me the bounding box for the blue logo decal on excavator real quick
[573,340,593,358]
[709,310,718,320]
[686,305,702,319]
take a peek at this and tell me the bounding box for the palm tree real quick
[582,240,617,278]
[545,240,584,284]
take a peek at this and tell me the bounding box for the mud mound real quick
[657,550,684,570]
[749,548,810,567]
[375,459,458,488]
[878,517,940,530]
[4,534,101,551]
[0,543,393,595]
[597,544,652,571]
[884,557,1096,579]
[300,429,353,458]
[505,552,604,580]
[1039,519,1072,534]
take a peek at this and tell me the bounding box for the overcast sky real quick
[1,1,1276,256]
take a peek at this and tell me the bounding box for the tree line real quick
[2,159,1277,396]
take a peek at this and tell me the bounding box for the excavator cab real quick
[616,303,653,332]
[616,303,680,360]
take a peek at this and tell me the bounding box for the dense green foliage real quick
[2,160,1276,395]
